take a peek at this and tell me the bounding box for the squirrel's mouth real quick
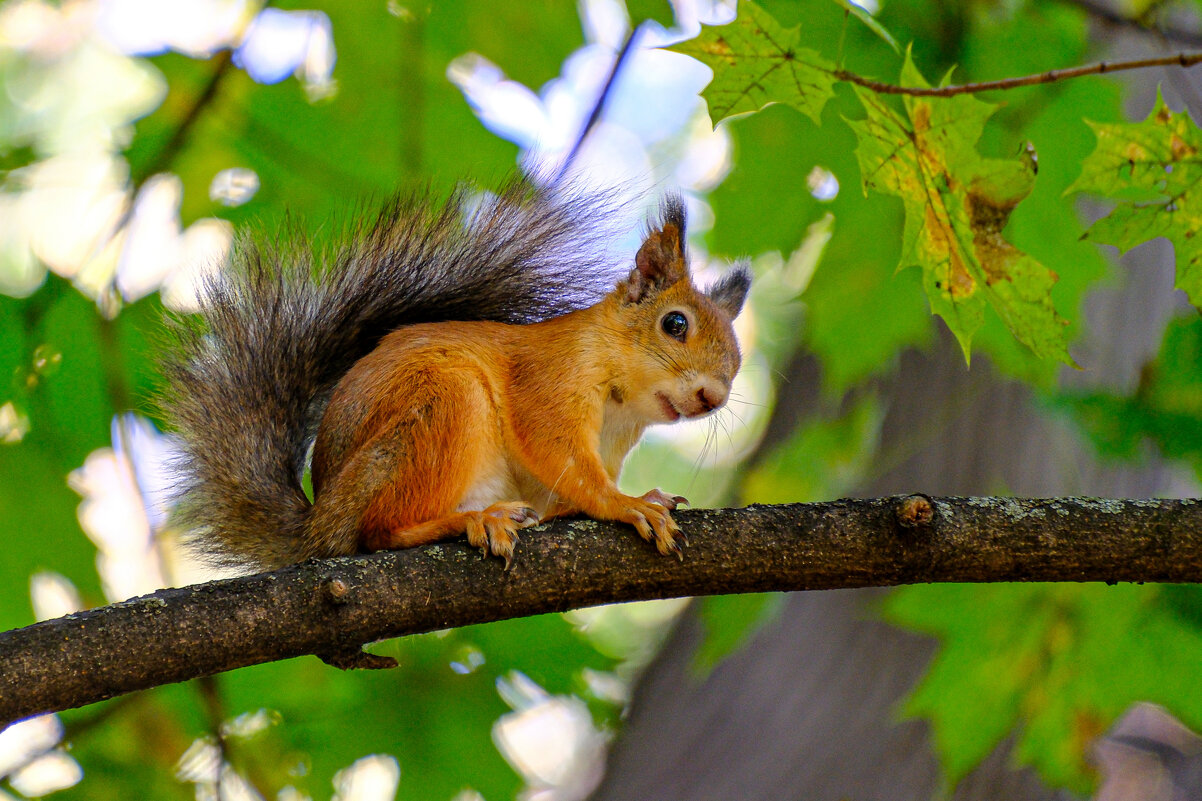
[655,392,681,422]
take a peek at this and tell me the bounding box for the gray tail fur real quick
[158,178,625,570]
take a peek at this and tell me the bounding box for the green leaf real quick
[827,0,900,54]
[708,98,932,396]
[743,391,883,503]
[135,0,588,229]
[692,593,785,676]
[668,0,837,124]
[1069,95,1202,308]
[967,64,1119,386]
[846,53,1074,364]
[884,583,1202,793]
[626,0,676,28]
[1056,314,1202,479]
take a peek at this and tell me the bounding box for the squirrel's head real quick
[611,195,751,425]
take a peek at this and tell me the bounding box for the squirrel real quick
[160,178,751,571]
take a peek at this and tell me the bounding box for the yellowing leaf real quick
[668,0,837,124]
[847,55,1073,364]
[1069,95,1202,308]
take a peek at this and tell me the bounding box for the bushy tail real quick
[159,179,624,570]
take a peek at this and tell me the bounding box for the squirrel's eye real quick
[661,311,688,341]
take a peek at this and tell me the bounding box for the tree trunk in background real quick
[590,53,1199,801]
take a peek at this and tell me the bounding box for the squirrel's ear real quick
[623,195,689,305]
[706,261,752,318]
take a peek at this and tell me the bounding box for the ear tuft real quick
[706,261,752,318]
[624,194,690,304]
[658,193,686,241]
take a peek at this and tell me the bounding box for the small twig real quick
[91,49,236,275]
[128,50,235,190]
[557,22,644,181]
[837,51,1202,97]
[195,676,231,801]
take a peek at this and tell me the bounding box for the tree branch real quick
[837,51,1202,97]
[3,496,1200,726]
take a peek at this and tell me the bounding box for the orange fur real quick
[308,209,749,562]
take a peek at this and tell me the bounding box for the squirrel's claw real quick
[464,501,540,568]
[622,495,686,559]
[640,488,688,511]
[513,506,540,526]
[631,488,688,557]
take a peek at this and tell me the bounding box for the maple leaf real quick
[668,0,837,125]
[847,55,1074,364]
[1069,94,1202,308]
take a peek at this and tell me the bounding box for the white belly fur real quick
[455,468,524,514]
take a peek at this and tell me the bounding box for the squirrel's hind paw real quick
[465,502,540,569]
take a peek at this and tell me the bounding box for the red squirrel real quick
[161,180,750,570]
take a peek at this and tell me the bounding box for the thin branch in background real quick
[195,676,238,801]
[835,9,850,70]
[1058,0,1202,118]
[128,49,236,191]
[85,49,237,300]
[836,51,1202,97]
[556,22,644,181]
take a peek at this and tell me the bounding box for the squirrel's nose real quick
[696,386,723,413]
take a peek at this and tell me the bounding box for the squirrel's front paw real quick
[622,491,689,559]
[465,502,540,569]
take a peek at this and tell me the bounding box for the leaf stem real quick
[836,9,849,70]
[836,51,1202,97]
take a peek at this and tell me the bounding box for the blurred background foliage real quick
[1,0,1202,799]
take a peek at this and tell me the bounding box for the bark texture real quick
[2,496,1200,727]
